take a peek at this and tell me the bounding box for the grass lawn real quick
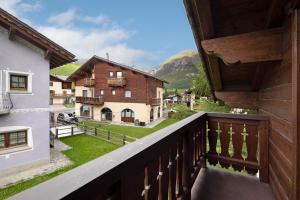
[64,102,75,108]
[50,63,80,76]
[81,118,179,139]
[0,135,119,200]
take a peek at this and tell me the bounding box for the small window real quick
[10,74,27,91]
[112,90,116,96]
[125,90,131,98]
[117,72,123,78]
[50,81,53,86]
[82,90,88,97]
[0,130,27,149]
[100,90,104,95]
[109,72,114,77]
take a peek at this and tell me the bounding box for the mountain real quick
[152,50,201,89]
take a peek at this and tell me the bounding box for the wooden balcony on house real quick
[0,92,13,115]
[75,96,104,105]
[107,77,126,87]
[10,112,274,200]
[150,97,161,106]
[84,78,95,87]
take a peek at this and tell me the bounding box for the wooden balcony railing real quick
[150,98,161,106]
[75,96,104,105]
[10,112,269,200]
[84,78,95,87]
[0,92,13,115]
[107,77,126,87]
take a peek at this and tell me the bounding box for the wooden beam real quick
[8,26,16,40]
[201,28,283,65]
[184,0,222,93]
[44,49,52,60]
[291,9,300,200]
[215,91,258,109]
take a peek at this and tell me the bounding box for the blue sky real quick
[0,0,197,70]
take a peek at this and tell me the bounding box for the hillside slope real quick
[152,50,201,89]
[51,63,80,76]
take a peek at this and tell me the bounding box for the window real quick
[109,72,114,77]
[100,90,104,95]
[117,72,123,78]
[0,130,27,149]
[10,74,27,91]
[82,90,88,97]
[62,82,71,89]
[125,90,131,98]
[112,90,116,95]
[50,81,53,86]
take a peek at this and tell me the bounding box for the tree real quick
[163,88,169,98]
[192,62,211,97]
[175,88,179,95]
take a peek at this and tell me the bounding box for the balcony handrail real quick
[0,92,13,113]
[10,112,270,200]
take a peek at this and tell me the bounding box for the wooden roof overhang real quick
[68,55,167,83]
[183,0,297,109]
[0,8,76,68]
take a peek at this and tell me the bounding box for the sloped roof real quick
[68,55,167,83]
[50,74,71,82]
[0,8,75,68]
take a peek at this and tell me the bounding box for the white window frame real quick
[117,71,123,78]
[112,90,116,96]
[5,70,33,94]
[125,90,131,98]
[100,89,104,95]
[0,126,33,156]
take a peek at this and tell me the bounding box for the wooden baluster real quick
[122,167,145,200]
[245,124,259,175]
[145,159,159,200]
[258,120,269,183]
[207,120,219,165]
[200,120,207,168]
[182,130,192,200]
[158,152,169,200]
[168,145,177,200]
[231,124,245,171]
[219,123,231,168]
[176,138,183,198]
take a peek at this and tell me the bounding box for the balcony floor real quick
[192,168,274,200]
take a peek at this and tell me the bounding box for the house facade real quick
[0,8,74,175]
[50,75,73,105]
[69,56,164,125]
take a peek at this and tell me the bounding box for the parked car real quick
[57,112,78,123]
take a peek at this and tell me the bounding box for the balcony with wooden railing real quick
[10,112,273,200]
[107,77,126,87]
[0,92,13,115]
[150,97,161,106]
[75,96,104,105]
[84,78,95,87]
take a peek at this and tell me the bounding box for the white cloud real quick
[0,1,160,69]
[80,15,110,25]
[48,8,76,27]
[0,0,41,16]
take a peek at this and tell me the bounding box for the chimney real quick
[106,53,109,60]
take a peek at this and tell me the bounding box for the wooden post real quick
[182,129,192,200]
[95,128,97,136]
[55,128,58,139]
[123,135,126,145]
[259,120,269,183]
[71,127,74,136]
[201,119,207,168]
